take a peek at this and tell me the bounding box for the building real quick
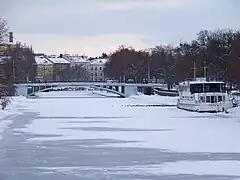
[62,54,91,81]
[35,56,53,82]
[47,55,71,82]
[63,54,89,68]
[89,58,108,82]
[0,44,9,57]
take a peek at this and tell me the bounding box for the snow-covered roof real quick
[35,56,53,65]
[66,56,88,63]
[47,55,70,64]
[90,58,108,65]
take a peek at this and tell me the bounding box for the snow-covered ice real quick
[2,91,240,179]
[160,160,240,176]
[0,96,26,141]
[18,91,240,153]
[35,160,240,176]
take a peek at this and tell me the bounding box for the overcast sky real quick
[1,0,239,56]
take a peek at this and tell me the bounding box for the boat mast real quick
[203,61,207,79]
[193,62,196,81]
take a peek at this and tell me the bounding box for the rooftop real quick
[90,58,108,65]
[64,55,88,63]
[180,79,225,86]
[35,56,53,65]
[47,55,70,64]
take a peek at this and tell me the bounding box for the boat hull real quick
[177,101,233,113]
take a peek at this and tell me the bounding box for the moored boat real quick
[177,77,234,113]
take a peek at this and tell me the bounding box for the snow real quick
[90,58,108,65]
[3,92,240,176]
[160,160,240,176]
[0,96,26,142]
[47,56,70,64]
[69,56,88,63]
[16,91,240,153]
[130,94,177,105]
[35,161,240,176]
[35,56,53,65]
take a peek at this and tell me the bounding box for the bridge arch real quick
[27,84,126,98]
[90,85,126,98]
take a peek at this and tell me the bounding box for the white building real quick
[46,55,71,81]
[89,58,108,82]
[35,56,53,82]
[63,54,89,69]
[62,54,91,81]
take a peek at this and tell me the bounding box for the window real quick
[190,83,226,93]
[200,96,205,103]
[190,84,203,93]
[218,96,222,102]
[95,73,97,76]
[211,96,215,103]
[99,67,102,70]
[95,67,97,70]
[206,96,210,103]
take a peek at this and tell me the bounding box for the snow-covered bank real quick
[0,96,26,142]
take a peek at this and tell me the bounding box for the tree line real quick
[104,29,240,89]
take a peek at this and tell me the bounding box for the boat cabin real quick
[178,78,230,104]
[189,82,226,94]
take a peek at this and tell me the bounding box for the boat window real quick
[190,84,203,93]
[190,83,226,93]
[200,96,205,102]
[223,96,225,101]
[214,96,218,103]
[206,96,210,103]
[211,96,215,103]
[218,96,222,102]
[204,83,226,93]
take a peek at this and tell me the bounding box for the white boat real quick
[177,77,235,113]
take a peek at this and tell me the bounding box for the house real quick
[89,58,108,82]
[62,54,90,81]
[35,56,53,82]
[46,55,70,82]
[63,54,89,68]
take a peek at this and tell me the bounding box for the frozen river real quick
[1,91,240,180]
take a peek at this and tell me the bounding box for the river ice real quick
[1,91,240,179]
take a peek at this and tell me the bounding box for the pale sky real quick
[1,0,239,56]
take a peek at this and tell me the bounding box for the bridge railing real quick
[15,82,167,87]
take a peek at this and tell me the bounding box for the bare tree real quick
[0,18,8,43]
[0,18,11,109]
